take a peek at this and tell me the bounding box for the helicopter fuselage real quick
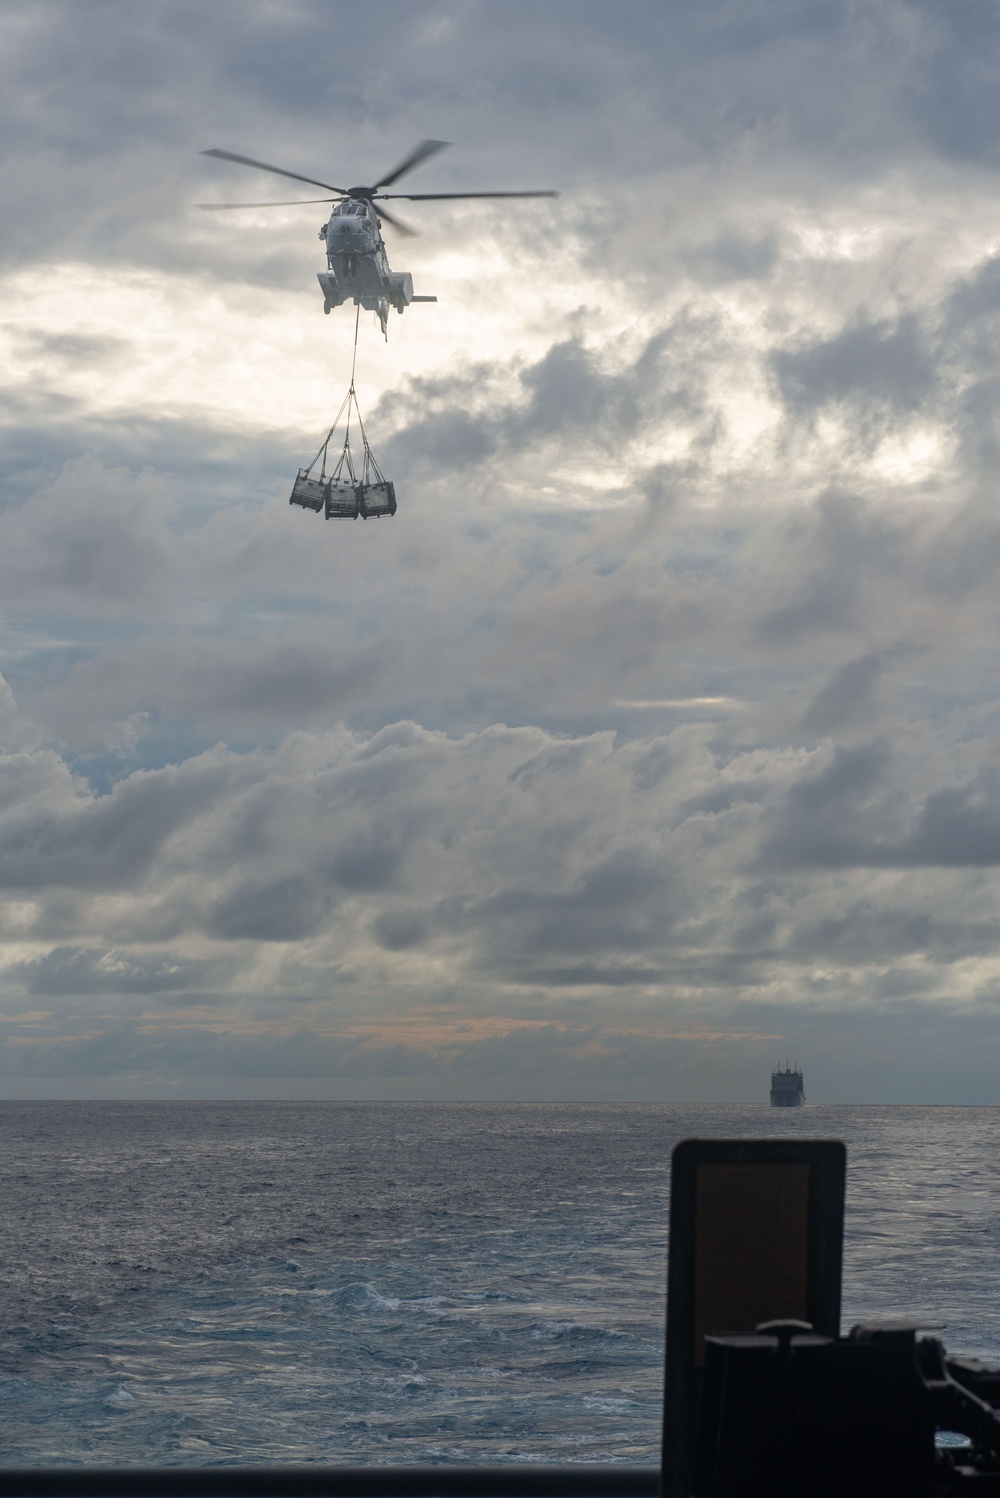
[316,197,429,335]
[199,139,552,337]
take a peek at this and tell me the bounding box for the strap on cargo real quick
[302,305,387,488]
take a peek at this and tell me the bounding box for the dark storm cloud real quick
[372,907,430,951]
[800,649,902,734]
[0,457,176,609]
[26,636,395,741]
[761,747,1000,869]
[900,0,1000,166]
[941,252,1000,340]
[905,772,1000,866]
[765,247,1000,487]
[0,711,998,1096]
[753,492,927,645]
[934,254,1000,474]
[10,945,216,995]
[456,851,679,970]
[376,325,709,478]
[770,315,936,420]
[0,746,258,890]
[784,905,1000,964]
[682,230,781,285]
[206,876,337,942]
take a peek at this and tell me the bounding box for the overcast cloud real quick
[2,0,1000,1099]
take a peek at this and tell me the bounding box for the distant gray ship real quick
[770,1064,805,1106]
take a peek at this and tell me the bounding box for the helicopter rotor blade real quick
[373,202,419,238]
[201,149,346,195]
[196,198,339,209]
[373,139,450,190]
[378,189,560,201]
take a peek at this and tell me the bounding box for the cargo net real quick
[289,383,396,522]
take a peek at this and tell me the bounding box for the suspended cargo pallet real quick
[326,478,362,520]
[289,471,328,512]
[359,481,396,518]
[289,379,396,522]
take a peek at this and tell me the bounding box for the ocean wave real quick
[328,1282,402,1314]
[529,1320,627,1342]
[3,1098,987,1467]
[581,1395,644,1412]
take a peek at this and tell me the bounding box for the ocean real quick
[0,1101,997,1466]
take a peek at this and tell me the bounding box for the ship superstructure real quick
[770,1064,805,1107]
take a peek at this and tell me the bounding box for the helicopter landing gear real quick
[323,301,332,315]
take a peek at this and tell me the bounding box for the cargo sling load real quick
[289,320,396,521]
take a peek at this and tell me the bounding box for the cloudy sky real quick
[3,0,1000,1100]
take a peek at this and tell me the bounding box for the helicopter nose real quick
[331,216,364,240]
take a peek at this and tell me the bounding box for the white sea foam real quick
[329,1281,402,1313]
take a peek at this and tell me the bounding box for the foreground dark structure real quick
[3,1138,1000,1497]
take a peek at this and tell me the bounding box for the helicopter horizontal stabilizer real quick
[410,295,437,302]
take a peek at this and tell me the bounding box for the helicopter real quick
[198,139,559,336]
